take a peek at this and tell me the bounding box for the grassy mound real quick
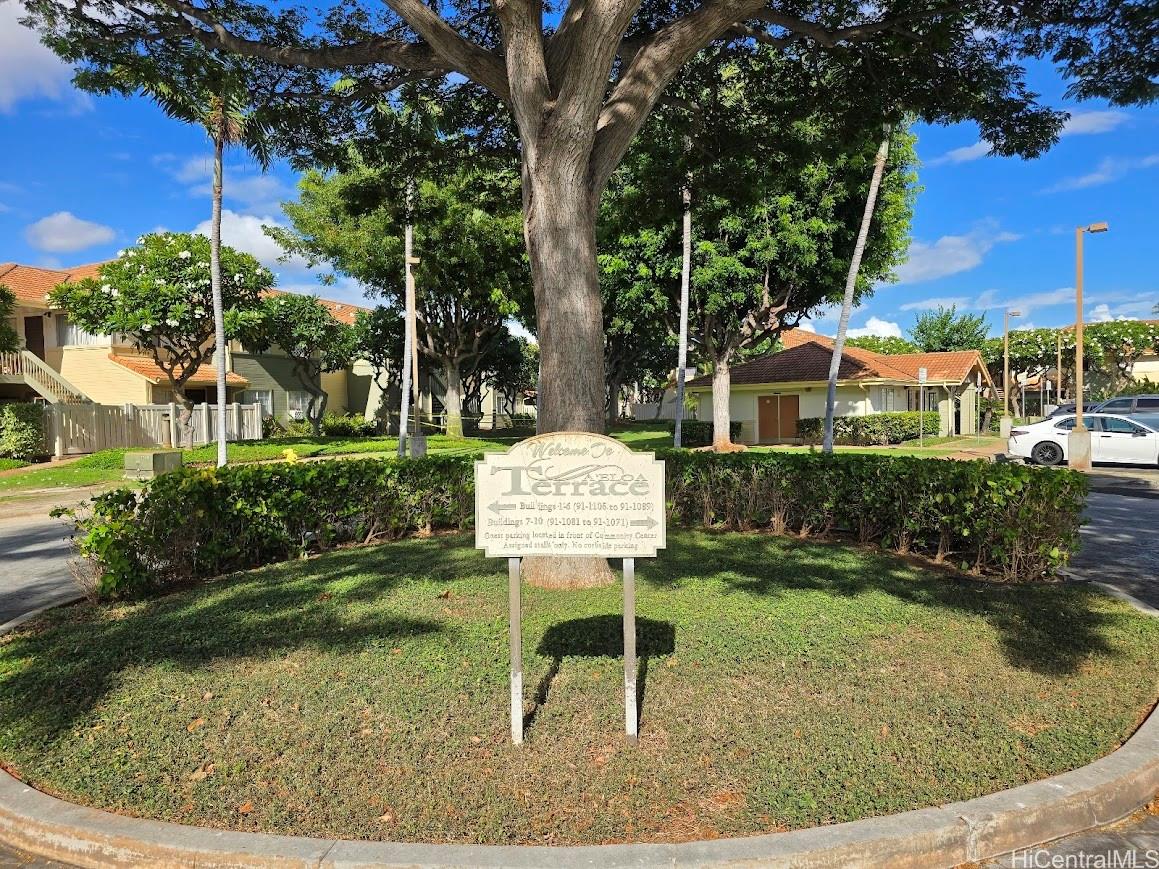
[1,532,1155,845]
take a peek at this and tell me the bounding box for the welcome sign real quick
[474,432,666,559]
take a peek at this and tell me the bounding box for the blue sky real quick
[2,3,1156,340]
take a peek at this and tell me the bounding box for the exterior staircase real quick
[0,350,91,404]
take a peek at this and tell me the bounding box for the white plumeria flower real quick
[142,324,152,331]
[165,318,179,327]
[179,250,191,259]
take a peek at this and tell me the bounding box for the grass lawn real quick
[0,434,518,495]
[1,532,1156,846]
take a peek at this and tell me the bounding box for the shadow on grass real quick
[0,530,1127,750]
[525,615,675,732]
[647,532,1121,678]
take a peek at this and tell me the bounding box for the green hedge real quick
[321,413,378,437]
[0,403,45,461]
[665,419,742,446]
[61,450,1086,599]
[797,411,940,445]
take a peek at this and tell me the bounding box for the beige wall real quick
[695,383,885,445]
[45,347,151,405]
[1132,355,1159,382]
[320,369,349,414]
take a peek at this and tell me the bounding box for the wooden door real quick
[778,394,800,439]
[758,395,779,443]
[23,317,45,359]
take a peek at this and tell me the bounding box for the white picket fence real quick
[45,402,264,458]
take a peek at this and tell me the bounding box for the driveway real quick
[0,514,78,626]
[1068,492,1159,610]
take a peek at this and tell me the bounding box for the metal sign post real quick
[477,433,665,745]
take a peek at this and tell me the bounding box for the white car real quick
[1008,413,1159,467]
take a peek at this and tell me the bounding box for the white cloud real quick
[24,211,116,253]
[169,155,292,216]
[898,295,971,312]
[848,317,903,339]
[1061,111,1129,136]
[796,320,817,333]
[929,141,991,167]
[0,3,87,113]
[895,222,1020,285]
[1089,304,1114,322]
[192,210,308,277]
[1042,154,1159,193]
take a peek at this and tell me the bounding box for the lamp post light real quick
[1000,308,1022,438]
[1069,221,1109,470]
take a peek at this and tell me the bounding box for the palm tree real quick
[113,63,272,463]
[823,124,892,453]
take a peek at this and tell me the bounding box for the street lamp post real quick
[1068,221,1109,471]
[1000,308,1021,438]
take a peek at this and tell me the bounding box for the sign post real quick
[476,433,665,745]
[918,367,928,446]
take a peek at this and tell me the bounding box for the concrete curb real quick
[0,702,1155,867]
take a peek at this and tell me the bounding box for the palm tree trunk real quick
[824,125,892,454]
[673,180,692,448]
[210,131,229,468]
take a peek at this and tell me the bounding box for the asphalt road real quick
[0,514,78,626]
[1067,491,1159,610]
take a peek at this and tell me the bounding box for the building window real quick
[239,389,274,418]
[55,315,108,347]
[287,390,311,420]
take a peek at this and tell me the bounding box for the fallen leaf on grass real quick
[186,718,206,732]
[436,589,452,599]
[189,763,215,782]
[237,801,253,814]
[378,811,394,823]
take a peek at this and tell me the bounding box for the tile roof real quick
[0,260,370,325]
[108,354,249,387]
[688,330,990,389]
[0,261,109,305]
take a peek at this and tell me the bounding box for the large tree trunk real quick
[525,161,606,435]
[443,358,464,438]
[824,126,892,454]
[711,354,733,450]
[520,156,614,589]
[210,132,229,468]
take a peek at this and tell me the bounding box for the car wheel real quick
[1031,441,1064,466]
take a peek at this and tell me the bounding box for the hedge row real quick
[0,403,45,461]
[665,419,742,446]
[797,411,940,445]
[61,451,1086,599]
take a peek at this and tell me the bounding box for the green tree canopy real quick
[909,305,990,352]
[603,48,916,446]
[249,294,356,434]
[48,233,268,440]
[0,286,18,354]
[846,335,919,355]
[269,144,528,438]
[23,0,1156,438]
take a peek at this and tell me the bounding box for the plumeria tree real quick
[981,320,1159,410]
[845,335,918,354]
[250,294,357,434]
[48,232,268,444]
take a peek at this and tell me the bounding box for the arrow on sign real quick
[629,517,659,529]
[488,501,516,515]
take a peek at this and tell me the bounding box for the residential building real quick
[685,329,994,444]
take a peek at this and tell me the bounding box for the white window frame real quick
[287,389,311,420]
[240,389,274,418]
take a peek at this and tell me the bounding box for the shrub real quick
[0,458,28,471]
[663,451,1086,582]
[666,419,742,446]
[0,403,46,461]
[58,455,474,599]
[321,413,378,437]
[797,411,940,445]
[60,449,1085,599]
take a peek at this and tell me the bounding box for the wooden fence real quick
[44,403,264,458]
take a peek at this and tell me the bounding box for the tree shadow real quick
[524,615,675,732]
[646,532,1123,678]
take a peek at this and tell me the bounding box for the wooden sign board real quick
[474,432,666,559]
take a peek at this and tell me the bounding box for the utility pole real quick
[1057,332,1063,403]
[1069,221,1108,470]
[398,219,414,458]
[1000,308,1021,438]
[673,175,692,448]
[407,246,423,454]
